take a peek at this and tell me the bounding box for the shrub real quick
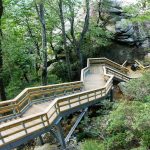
[80,140,105,150]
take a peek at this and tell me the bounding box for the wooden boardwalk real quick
[21,64,106,118]
[0,57,149,150]
[84,64,106,90]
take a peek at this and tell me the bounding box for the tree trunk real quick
[68,0,90,69]
[76,0,90,68]
[35,3,47,85]
[58,0,72,81]
[0,0,6,101]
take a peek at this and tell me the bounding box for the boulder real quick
[109,7,123,15]
[108,5,150,48]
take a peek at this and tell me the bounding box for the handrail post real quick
[41,115,45,127]
[110,87,114,102]
[12,102,16,115]
[78,95,81,105]
[27,90,31,104]
[22,122,27,134]
[55,104,59,114]
[16,102,20,114]
[87,93,89,102]
[0,132,5,144]
[95,90,96,99]
[105,87,107,94]
[38,135,44,145]
[101,90,103,97]
[56,102,60,114]
[55,122,66,149]
[46,114,50,125]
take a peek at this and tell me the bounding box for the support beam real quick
[38,135,44,145]
[110,87,114,102]
[49,129,59,142]
[55,122,66,149]
[65,108,88,143]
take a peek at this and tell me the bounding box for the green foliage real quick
[88,22,113,47]
[106,101,150,149]
[0,0,116,100]
[80,100,150,150]
[50,62,71,82]
[80,140,105,150]
[123,0,150,22]
[77,100,114,141]
[47,74,62,84]
[123,71,150,101]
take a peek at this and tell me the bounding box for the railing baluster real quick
[22,122,27,134]
[0,132,5,144]
[28,91,31,104]
[41,115,45,127]
[78,96,81,105]
[101,90,102,96]
[105,88,107,94]
[68,98,71,108]
[57,102,61,113]
[12,102,16,115]
[46,114,50,125]
[55,104,59,114]
[87,94,89,102]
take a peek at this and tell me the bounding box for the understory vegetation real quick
[0,0,114,100]
[80,73,150,150]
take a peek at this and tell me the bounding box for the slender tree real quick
[35,2,47,85]
[58,0,72,81]
[68,0,90,68]
[0,0,6,100]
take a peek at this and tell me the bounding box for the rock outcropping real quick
[109,6,150,49]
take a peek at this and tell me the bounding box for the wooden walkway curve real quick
[0,58,149,150]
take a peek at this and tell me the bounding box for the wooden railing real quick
[135,60,150,70]
[0,64,114,146]
[0,57,133,148]
[121,60,128,67]
[105,66,131,81]
[0,82,83,120]
[89,57,129,74]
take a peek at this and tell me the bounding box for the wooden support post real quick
[55,122,66,149]
[68,98,71,108]
[65,108,88,143]
[12,102,16,115]
[87,94,89,102]
[28,91,31,104]
[78,96,81,105]
[0,132,4,144]
[49,129,59,143]
[64,90,66,95]
[38,135,44,145]
[95,91,96,99]
[110,87,114,102]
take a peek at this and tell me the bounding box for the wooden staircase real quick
[0,57,148,150]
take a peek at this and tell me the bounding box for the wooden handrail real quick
[88,57,129,73]
[105,66,131,81]
[0,72,113,146]
[135,60,150,70]
[0,81,83,119]
[0,57,142,148]
[122,60,128,67]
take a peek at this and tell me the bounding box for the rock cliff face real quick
[109,6,150,49]
[89,1,149,63]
